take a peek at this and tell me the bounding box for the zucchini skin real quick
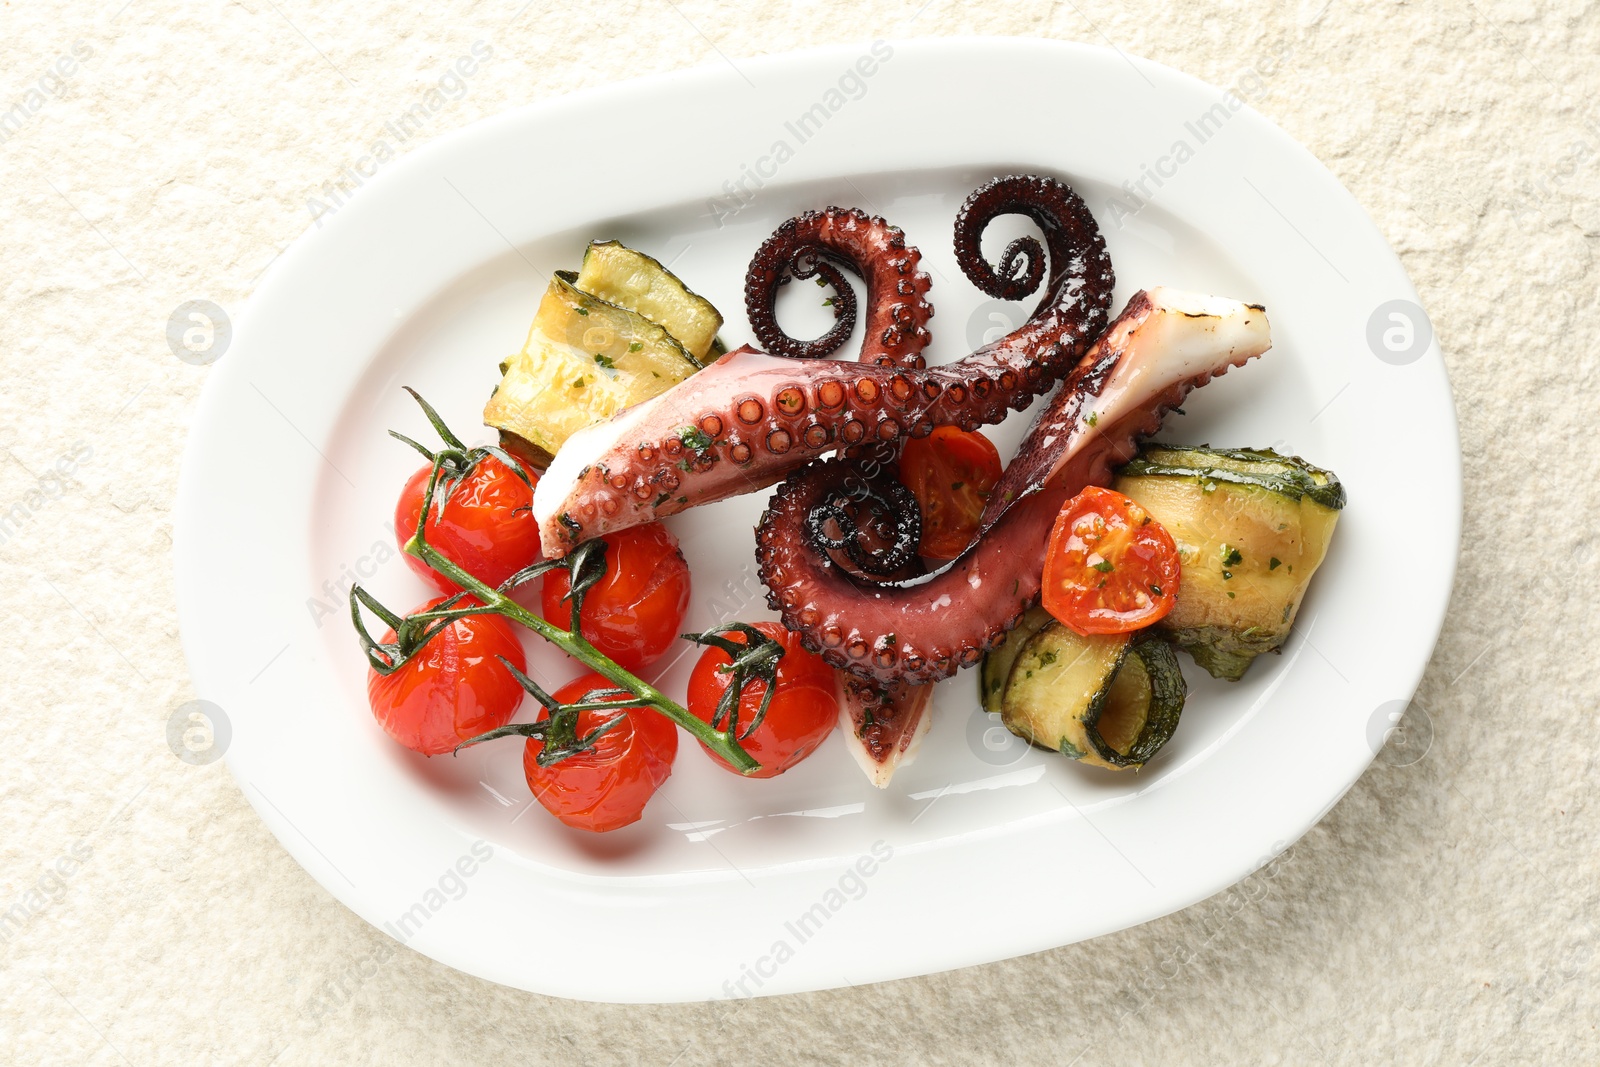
[1085,632,1186,767]
[1114,444,1344,682]
[1165,624,1282,683]
[1117,444,1346,511]
[978,605,1055,716]
[986,617,1187,771]
[497,428,555,474]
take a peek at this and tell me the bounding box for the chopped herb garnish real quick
[1091,559,1114,573]
[1038,650,1058,666]
[571,376,586,389]
[676,425,714,453]
[593,353,616,369]
[951,480,965,491]
[1221,570,1234,580]
[629,341,642,352]
[1221,546,1243,567]
[1085,411,1098,427]
[1227,591,1236,599]
[575,306,589,316]
[822,297,834,307]
[1268,556,1282,571]
[654,492,671,507]
[1150,584,1163,597]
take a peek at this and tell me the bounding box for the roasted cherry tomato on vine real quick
[686,622,839,778]
[395,455,542,595]
[1042,486,1181,636]
[366,596,527,756]
[542,523,690,673]
[899,425,1004,559]
[523,672,678,833]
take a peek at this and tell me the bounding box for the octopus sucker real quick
[839,676,935,788]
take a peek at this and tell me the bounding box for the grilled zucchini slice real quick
[993,621,1187,771]
[1113,444,1345,681]
[980,605,1056,715]
[483,275,700,465]
[574,241,722,363]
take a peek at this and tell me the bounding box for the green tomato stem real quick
[404,532,761,775]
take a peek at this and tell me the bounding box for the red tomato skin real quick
[899,426,1004,559]
[541,523,691,673]
[686,622,840,778]
[524,673,678,832]
[395,456,542,595]
[1042,486,1182,636]
[366,596,527,756]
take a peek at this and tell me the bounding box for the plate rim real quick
[175,35,1461,1002]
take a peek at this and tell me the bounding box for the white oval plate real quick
[176,38,1458,1002]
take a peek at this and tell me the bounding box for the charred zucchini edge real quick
[1118,444,1347,511]
[1083,632,1187,767]
[989,618,1188,771]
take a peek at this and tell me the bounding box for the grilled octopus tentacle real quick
[531,176,1115,556]
[744,208,934,368]
[756,289,1273,685]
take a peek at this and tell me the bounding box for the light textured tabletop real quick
[3,2,1596,1064]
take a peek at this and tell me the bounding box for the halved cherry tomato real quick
[1042,486,1181,635]
[542,523,690,673]
[366,596,526,756]
[686,622,839,778]
[523,672,678,832]
[899,426,1003,559]
[395,455,542,595]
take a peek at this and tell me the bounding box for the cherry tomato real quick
[542,523,690,673]
[523,673,678,832]
[686,622,839,778]
[1042,486,1181,635]
[395,455,542,595]
[366,596,527,756]
[899,426,1003,559]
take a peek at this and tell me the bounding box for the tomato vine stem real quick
[348,392,764,775]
